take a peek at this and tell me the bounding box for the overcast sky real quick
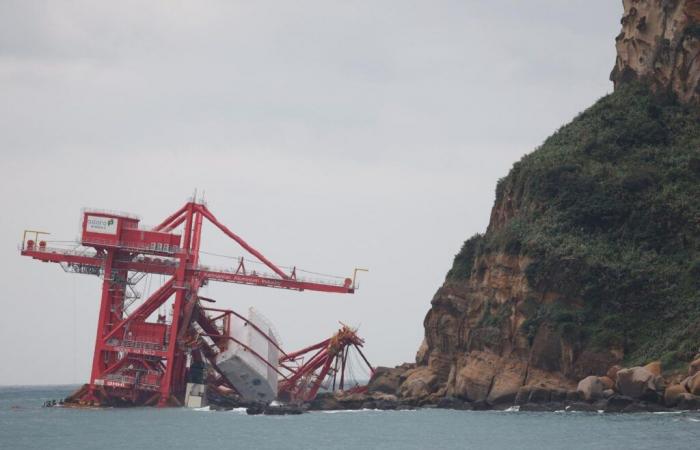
[0,1,622,385]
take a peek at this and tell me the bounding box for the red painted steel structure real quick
[21,200,359,406]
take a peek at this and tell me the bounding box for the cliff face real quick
[400,1,700,404]
[611,0,700,104]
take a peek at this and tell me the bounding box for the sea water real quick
[1,385,699,450]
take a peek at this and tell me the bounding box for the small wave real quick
[228,407,248,415]
[503,406,520,412]
[193,406,212,412]
[320,408,378,414]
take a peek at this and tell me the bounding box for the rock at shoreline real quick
[615,367,663,400]
[664,384,687,407]
[577,376,604,401]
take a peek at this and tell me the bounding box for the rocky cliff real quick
[611,0,700,104]
[393,1,700,406]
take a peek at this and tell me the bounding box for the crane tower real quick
[21,199,370,407]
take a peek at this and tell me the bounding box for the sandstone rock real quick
[611,0,700,105]
[606,365,622,380]
[615,367,662,399]
[643,361,662,377]
[577,376,604,401]
[486,358,528,405]
[335,392,368,410]
[449,352,498,402]
[664,384,688,407]
[689,358,700,376]
[599,376,615,390]
[308,393,340,410]
[368,365,410,395]
[415,339,429,365]
[399,367,439,400]
[686,373,700,395]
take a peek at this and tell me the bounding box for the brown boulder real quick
[615,366,662,399]
[449,352,498,402]
[689,358,700,377]
[577,376,604,401]
[398,367,438,399]
[664,384,689,407]
[606,365,622,380]
[643,361,662,377]
[486,358,528,405]
[368,365,410,395]
[599,376,614,390]
[687,373,700,396]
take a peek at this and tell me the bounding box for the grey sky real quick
[0,1,621,385]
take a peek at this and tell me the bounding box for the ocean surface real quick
[1,385,699,450]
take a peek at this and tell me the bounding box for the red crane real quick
[21,199,371,407]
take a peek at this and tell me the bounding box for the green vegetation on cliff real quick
[448,83,700,368]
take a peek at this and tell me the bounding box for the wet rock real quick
[246,404,264,415]
[519,403,560,412]
[602,389,615,398]
[550,389,567,403]
[677,393,700,410]
[566,402,599,412]
[514,386,532,405]
[528,387,551,403]
[622,402,670,413]
[308,393,341,411]
[263,404,305,415]
[471,400,491,411]
[565,390,581,402]
[577,376,604,401]
[437,396,472,410]
[603,395,635,413]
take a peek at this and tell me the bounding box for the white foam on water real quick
[320,408,378,414]
[228,407,248,415]
[503,406,520,412]
[193,406,211,412]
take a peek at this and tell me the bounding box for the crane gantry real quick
[21,198,372,407]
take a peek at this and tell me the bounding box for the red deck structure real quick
[21,199,371,406]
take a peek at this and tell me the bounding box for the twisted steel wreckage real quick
[21,198,372,407]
